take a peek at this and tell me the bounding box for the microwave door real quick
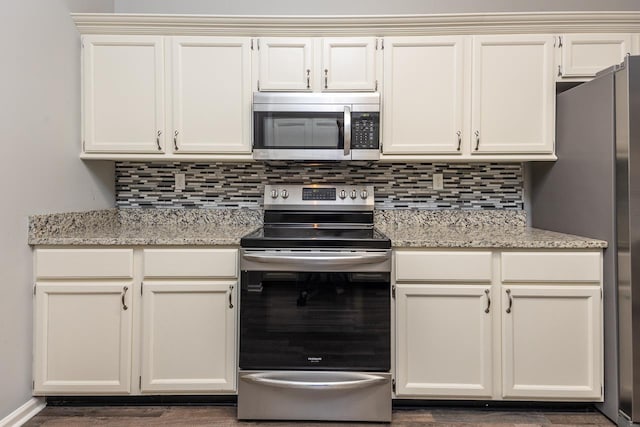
[266,117,313,148]
[312,118,342,148]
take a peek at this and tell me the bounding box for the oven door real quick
[239,249,391,371]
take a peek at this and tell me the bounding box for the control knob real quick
[361,190,368,199]
[339,190,347,199]
[270,189,278,199]
[350,190,357,199]
[281,189,289,199]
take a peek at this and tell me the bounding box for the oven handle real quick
[242,372,388,391]
[242,251,389,267]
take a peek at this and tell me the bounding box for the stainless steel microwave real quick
[252,92,380,161]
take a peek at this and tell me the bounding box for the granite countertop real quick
[374,210,607,249]
[29,208,607,249]
[28,209,263,246]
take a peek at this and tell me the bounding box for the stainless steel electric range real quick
[238,184,392,422]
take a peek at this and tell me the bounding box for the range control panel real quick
[264,185,375,211]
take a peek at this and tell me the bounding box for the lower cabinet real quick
[33,247,238,395]
[501,285,602,400]
[394,249,603,402]
[34,282,133,394]
[395,284,493,398]
[141,280,236,393]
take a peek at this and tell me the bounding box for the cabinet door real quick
[34,282,133,394]
[383,37,465,154]
[471,35,555,154]
[83,35,165,153]
[258,38,313,91]
[396,284,493,398]
[501,285,602,400]
[171,37,252,154]
[321,38,376,91]
[141,281,236,393]
[560,34,631,78]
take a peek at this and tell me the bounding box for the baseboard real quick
[0,397,46,427]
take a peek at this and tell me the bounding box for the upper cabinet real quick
[471,35,555,155]
[383,36,465,154]
[82,35,253,158]
[258,38,313,91]
[171,37,252,154]
[556,34,632,80]
[83,36,165,154]
[382,34,555,157]
[256,37,378,92]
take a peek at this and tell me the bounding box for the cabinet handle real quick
[474,130,480,151]
[228,284,234,309]
[456,131,462,151]
[306,69,311,89]
[484,289,491,313]
[324,69,328,89]
[121,286,128,311]
[156,130,162,151]
[506,289,513,314]
[557,65,563,77]
[173,130,179,151]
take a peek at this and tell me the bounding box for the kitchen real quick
[2,0,640,426]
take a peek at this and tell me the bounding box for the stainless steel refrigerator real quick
[531,55,640,425]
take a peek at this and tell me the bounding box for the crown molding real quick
[72,11,640,36]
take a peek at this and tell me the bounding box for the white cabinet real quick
[171,37,252,153]
[471,35,555,154]
[33,247,239,395]
[82,35,165,154]
[500,251,602,400]
[382,34,555,157]
[501,285,602,400]
[321,38,377,91]
[258,38,313,91]
[82,35,253,158]
[557,34,632,80]
[141,248,238,393]
[33,249,135,395]
[141,281,236,393]
[395,284,493,398]
[394,249,603,402]
[382,36,465,154]
[257,37,377,92]
[394,250,494,399]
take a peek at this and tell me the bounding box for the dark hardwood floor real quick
[24,405,615,426]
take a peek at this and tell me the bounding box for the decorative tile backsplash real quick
[115,162,523,210]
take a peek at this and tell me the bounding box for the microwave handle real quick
[344,105,351,156]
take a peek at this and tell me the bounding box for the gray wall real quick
[67,0,114,13]
[0,0,115,420]
[114,0,640,14]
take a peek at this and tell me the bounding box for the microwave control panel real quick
[351,113,380,149]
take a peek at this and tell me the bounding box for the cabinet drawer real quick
[395,251,492,282]
[36,249,133,279]
[501,251,601,283]
[143,248,238,278]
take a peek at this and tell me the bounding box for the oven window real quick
[254,112,344,149]
[240,271,390,371]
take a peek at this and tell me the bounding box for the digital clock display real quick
[302,188,336,201]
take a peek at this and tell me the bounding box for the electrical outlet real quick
[175,173,186,190]
[433,173,444,190]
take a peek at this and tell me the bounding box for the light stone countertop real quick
[28,209,263,246]
[374,210,607,249]
[28,208,607,249]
